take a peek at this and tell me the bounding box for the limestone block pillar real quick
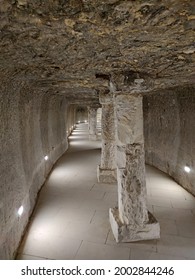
[109,94,160,242]
[97,93,117,183]
[88,107,97,140]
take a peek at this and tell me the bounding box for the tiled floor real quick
[17,124,195,260]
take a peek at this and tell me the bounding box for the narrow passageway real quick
[17,124,195,260]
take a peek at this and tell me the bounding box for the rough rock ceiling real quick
[0,0,195,103]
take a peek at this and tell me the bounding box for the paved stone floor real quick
[17,124,195,260]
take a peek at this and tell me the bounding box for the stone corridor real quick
[1,0,195,260]
[16,124,195,260]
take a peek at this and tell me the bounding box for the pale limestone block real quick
[109,208,160,242]
[98,94,117,183]
[101,141,116,170]
[116,145,126,168]
[109,93,160,243]
[97,165,117,183]
[101,104,116,141]
[118,143,148,225]
[116,95,144,145]
[88,107,97,138]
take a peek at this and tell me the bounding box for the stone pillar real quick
[109,94,160,242]
[97,93,117,183]
[88,107,97,140]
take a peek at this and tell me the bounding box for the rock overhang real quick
[0,0,194,103]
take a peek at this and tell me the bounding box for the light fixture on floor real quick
[184,166,191,173]
[85,120,87,123]
[78,121,80,123]
[18,206,24,216]
[44,155,49,161]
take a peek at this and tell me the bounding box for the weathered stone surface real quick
[109,208,160,243]
[0,76,75,259]
[99,92,114,105]
[144,86,195,196]
[116,145,126,169]
[88,107,97,140]
[101,104,116,141]
[98,93,117,183]
[110,94,159,242]
[118,144,148,225]
[97,166,117,184]
[0,0,194,97]
[116,95,144,145]
[100,100,116,170]
[101,141,116,170]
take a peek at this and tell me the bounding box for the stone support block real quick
[118,143,148,225]
[109,208,160,242]
[97,165,117,183]
[109,93,160,243]
[101,140,116,170]
[88,107,97,140]
[98,92,117,183]
[101,104,116,141]
[116,94,144,145]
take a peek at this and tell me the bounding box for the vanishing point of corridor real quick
[16,124,195,260]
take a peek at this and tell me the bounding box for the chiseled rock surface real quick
[98,93,117,183]
[110,94,158,242]
[110,208,160,242]
[116,95,144,145]
[118,143,148,226]
[0,74,73,259]
[100,102,117,170]
[88,107,97,139]
[97,166,117,183]
[100,141,116,170]
[0,0,194,93]
[144,85,195,196]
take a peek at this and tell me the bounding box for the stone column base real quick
[97,166,117,183]
[89,134,97,141]
[109,207,160,243]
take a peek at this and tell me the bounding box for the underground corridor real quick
[16,122,195,260]
[0,0,195,260]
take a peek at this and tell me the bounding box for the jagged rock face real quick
[0,0,195,100]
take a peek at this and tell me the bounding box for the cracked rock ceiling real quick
[0,0,195,104]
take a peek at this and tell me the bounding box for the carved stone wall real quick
[0,77,70,259]
[144,86,195,196]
